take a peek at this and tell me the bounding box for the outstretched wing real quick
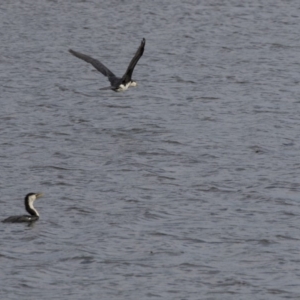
[69,49,116,81]
[121,38,145,84]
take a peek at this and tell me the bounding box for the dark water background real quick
[1,1,300,299]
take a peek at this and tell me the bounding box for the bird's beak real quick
[35,193,44,199]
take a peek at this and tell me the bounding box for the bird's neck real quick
[25,200,39,216]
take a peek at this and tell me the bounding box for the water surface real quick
[1,1,300,299]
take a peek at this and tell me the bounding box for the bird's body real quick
[69,38,145,92]
[2,193,43,223]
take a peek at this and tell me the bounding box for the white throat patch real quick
[28,194,39,216]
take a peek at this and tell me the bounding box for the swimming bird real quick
[2,193,43,223]
[69,38,145,92]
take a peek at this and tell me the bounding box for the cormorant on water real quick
[2,193,43,223]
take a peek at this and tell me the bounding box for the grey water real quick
[1,0,300,299]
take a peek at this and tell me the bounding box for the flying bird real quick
[69,38,145,92]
